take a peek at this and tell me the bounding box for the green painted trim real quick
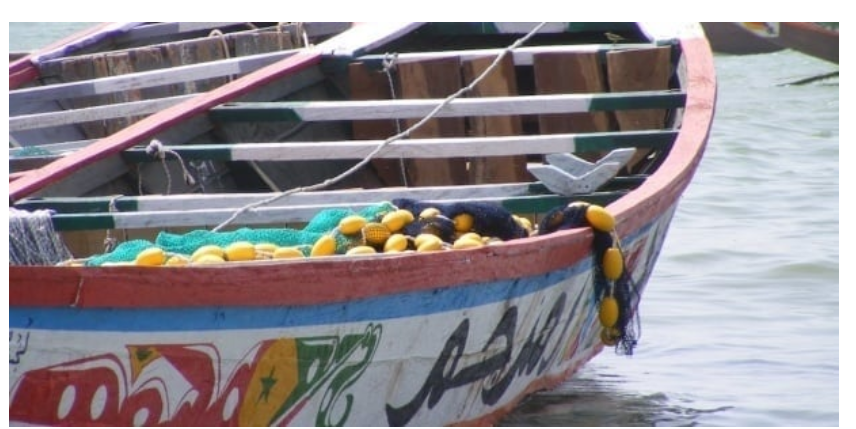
[589,92,686,111]
[16,197,139,214]
[122,146,235,163]
[51,213,117,231]
[500,191,627,214]
[209,102,304,122]
[209,91,685,123]
[574,130,678,152]
[422,23,500,35]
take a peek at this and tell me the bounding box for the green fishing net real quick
[86,202,397,266]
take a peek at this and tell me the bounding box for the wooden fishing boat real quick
[702,22,838,64]
[9,22,716,426]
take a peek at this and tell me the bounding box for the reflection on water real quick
[500,367,733,427]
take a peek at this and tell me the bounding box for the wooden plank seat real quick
[20,188,628,231]
[208,91,686,122]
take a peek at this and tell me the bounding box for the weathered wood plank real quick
[348,61,406,186]
[234,31,294,56]
[18,182,551,213]
[113,22,247,45]
[607,46,672,170]
[534,52,612,138]
[397,57,469,186]
[462,55,528,183]
[9,94,196,132]
[210,91,686,122]
[41,191,625,231]
[105,51,140,134]
[119,130,677,162]
[11,50,298,106]
[356,43,659,67]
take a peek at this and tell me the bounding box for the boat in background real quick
[702,22,838,64]
[9,22,716,426]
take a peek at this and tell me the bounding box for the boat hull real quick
[10,203,676,426]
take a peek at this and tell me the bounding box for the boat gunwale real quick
[9,24,716,312]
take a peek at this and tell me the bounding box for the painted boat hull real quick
[10,204,675,426]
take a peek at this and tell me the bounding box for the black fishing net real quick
[536,202,641,356]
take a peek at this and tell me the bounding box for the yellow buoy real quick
[513,215,533,233]
[338,215,368,235]
[273,247,305,259]
[453,213,475,233]
[599,296,620,328]
[135,247,166,266]
[600,327,621,346]
[384,234,409,253]
[191,245,226,262]
[346,246,377,255]
[311,234,338,257]
[419,207,441,219]
[452,237,483,250]
[193,254,225,265]
[416,235,443,252]
[225,241,255,262]
[254,242,278,256]
[362,222,391,246]
[585,205,615,232]
[603,246,624,280]
[457,232,482,242]
[165,254,190,267]
[382,210,414,232]
[414,233,438,248]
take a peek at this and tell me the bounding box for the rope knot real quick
[382,52,399,73]
[145,139,165,159]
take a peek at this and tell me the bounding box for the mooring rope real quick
[145,139,196,195]
[211,22,548,232]
[381,52,410,187]
[9,208,72,266]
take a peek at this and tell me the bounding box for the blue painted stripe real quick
[10,261,592,332]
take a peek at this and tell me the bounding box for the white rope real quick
[382,52,409,187]
[212,22,548,232]
[102,195,122,253]
[9,208,73,266]
[145,139,197,195]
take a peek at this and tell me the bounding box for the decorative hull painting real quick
[9,208,674,426]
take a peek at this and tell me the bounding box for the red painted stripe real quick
[8,50,323,202]
[9,23,114,89]
[10,228,594,308]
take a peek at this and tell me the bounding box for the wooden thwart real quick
[210,91,686,122]
[118,130,678,163]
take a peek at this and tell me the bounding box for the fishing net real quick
[537,202,641,356]
[393,198,528,242]
[85,202,398,266]
[9,208,73,266]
